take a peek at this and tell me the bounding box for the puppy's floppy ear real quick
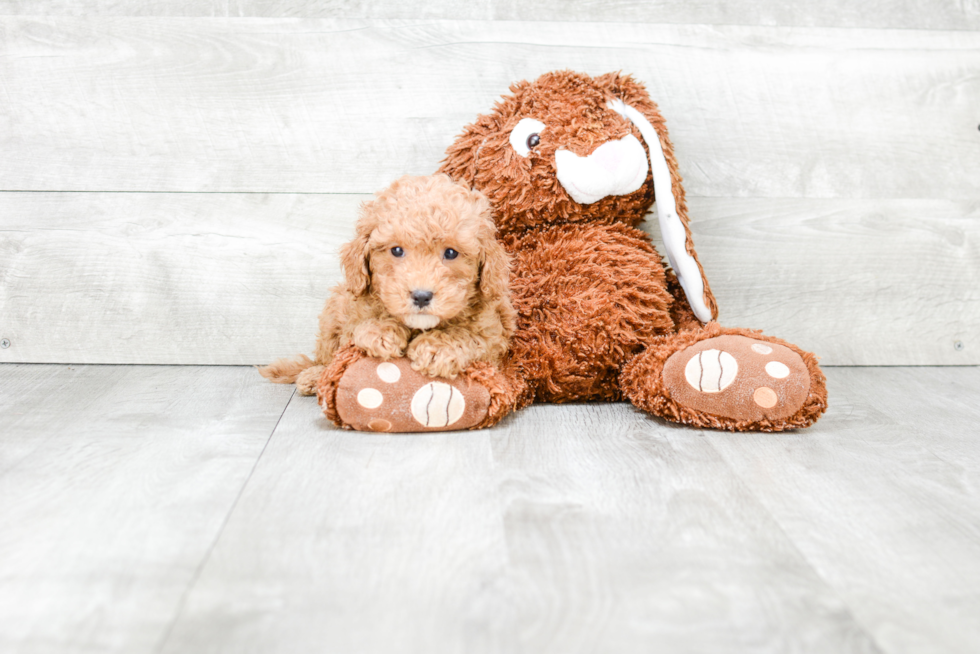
[479,237,510,301]
[474,196,510,301]
[339,235,370,296]
[340,200,378,297]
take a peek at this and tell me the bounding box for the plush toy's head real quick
[438,70,717,323]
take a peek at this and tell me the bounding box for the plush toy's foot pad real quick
[621,325,827,431]
[663,335,810,423]
[328,357,491,432]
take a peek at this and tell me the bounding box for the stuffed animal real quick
[316,70,827,432]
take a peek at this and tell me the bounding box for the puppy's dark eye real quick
[526,133,540,150]
[390,246,405,257]
[443,248,459,260]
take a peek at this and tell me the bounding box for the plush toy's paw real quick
[322,357,491,432]
[663,335,812,423]
[621,325,827,431]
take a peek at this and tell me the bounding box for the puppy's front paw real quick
[354,322,408,360]
[407,339,466,379]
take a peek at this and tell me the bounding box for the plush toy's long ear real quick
[597,73,718,323]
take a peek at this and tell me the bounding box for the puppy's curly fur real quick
[260,174,515,395]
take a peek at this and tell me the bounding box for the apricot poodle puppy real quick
[259,174,515,395]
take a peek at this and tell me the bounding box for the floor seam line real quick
[152,386,296,654]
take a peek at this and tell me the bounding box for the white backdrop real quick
[1,6,978,365]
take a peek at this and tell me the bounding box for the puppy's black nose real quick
[411,289,434,308]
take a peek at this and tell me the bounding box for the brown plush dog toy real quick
[314,70,827,432]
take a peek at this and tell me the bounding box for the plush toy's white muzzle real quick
[554,135,649,205]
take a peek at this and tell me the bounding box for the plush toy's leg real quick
[619,323,827,431]
[314,344,528,432]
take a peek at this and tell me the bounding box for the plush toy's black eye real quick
[391,246,405,257]
[443,248,459,260]
[509,118,545,157]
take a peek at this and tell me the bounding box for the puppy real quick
[259,174,515,395]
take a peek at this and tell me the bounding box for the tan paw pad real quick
[357,387,384,409]
[764,361,790,379]
[411,382,466,428]
[753,386,778,408]
[684,349,738,392]
[376,362,401,383]
[368,419,392,432]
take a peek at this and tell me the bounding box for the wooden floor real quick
[2,364,978,653]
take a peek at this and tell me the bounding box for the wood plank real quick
[707,366,980,653]
[485,402,884,653]
[159,395,883,654]
[2,0,978,31]
[2,18,978,198]
[683,198,980,367]
[157,394,518,654]
[0,192,359,365]
[1,192,975,366]
[0,363,294,654]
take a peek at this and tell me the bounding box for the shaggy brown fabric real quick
[663,268,703,333]
[461,360,532,429]
[440,72,653,233]
[619,323,828,432]
[503,222,675,402]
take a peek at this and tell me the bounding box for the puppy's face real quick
[370,228,481,330]
[342,175,503,330]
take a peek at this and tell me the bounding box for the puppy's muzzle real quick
[411,289,434,308]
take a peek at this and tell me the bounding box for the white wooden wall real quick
[1,3,978,366]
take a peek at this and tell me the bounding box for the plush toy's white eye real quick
[509,118,546,157]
